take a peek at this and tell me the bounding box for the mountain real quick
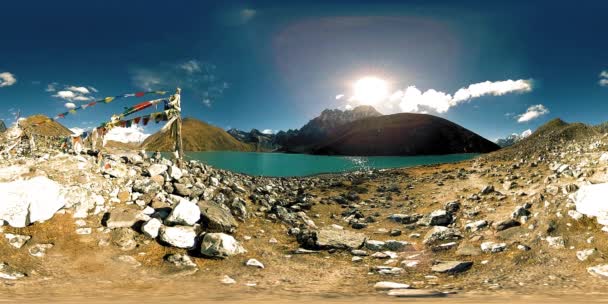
[489,118,599,160]
[496,129,532,147]
[21,115,73,137]
[227,128,279,151]
[142,117,255,152]
[308,113,500,156]
[276,105,383,152]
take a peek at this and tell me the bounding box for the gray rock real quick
[165,253,198,268]
[132,178,162,193]
[493,219,521,231]
[4,233,31,249]
[456,243,481,256]
[111,228,137,251]
[28,243,53,257]
[431,260,473,274]
[102,162,128,178]
[315,228,366,250]
[423,226,463,245]
[384,240,414,252]
[387,214,422,224]
[168,165,183,181]
[245,258,264,269]
[174,183,192,197]
[418,210,452,226]
[166,199,200,226]
[0,263,25,280]
[577,248,599,261]
[198,201,238,233]
[200,233,246,259]
[588,264,608,279]
[141,218,162,238]
[481,241,507,253]
[105,208,145,228]
[365,240,386,251]
[481,185,495,195]
[148,164,168,177]
[465,220,488,232]
[159,226,197,248]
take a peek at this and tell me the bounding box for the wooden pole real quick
[172,87,184,166]
[176,116,184,162]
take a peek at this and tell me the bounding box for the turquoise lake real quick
[184,151,479,177]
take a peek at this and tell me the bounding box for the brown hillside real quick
[487,118,599,161]
[142,117,255,152]
[310,113,499,156]
[21,115,73,137]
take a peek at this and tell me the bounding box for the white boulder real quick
[159,226,197,248]
[574,183,608,225]
[141,218,162,238]
[200,233,246,259]
[0,176,65,228]
[166,199,200,226]
[168,165,183,181]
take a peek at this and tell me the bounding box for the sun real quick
[353,76,389,105]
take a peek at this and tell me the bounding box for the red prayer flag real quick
[135,92,145,97]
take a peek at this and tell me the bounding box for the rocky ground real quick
[3,130,608,302]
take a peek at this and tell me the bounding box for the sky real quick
[0,0,607,141]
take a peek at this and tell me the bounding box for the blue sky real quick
[0,0,607,141]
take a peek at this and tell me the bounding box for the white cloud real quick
[344,78,533,114]
[344,104,353,110]
[399,86,453,113]
[521,129,532,138]
[261,129,274,134]
[45,82,58,92]
[335,94,344,100]
[105,125,150,143]
[64,102,76,109]
[452,79,532,104]
[50,84,96,101]
[600,70,608,87]
[88,86,98,93]
[73,95,91,101]
[66,86,90,94]
[54,90,76,100]
[202,99,211,107]
[0,72,17,87]
[179,60,201,74]
[517,104,549,123]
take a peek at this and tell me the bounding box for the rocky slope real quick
[20,114,73,137]
[142,118,254,152]
[4,117,608,301]
[0,120,6,133]
[310,113,500,156]
[488,118,599,161]
[276,105,382,152]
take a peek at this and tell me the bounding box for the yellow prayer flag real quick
[104,97,115,103]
